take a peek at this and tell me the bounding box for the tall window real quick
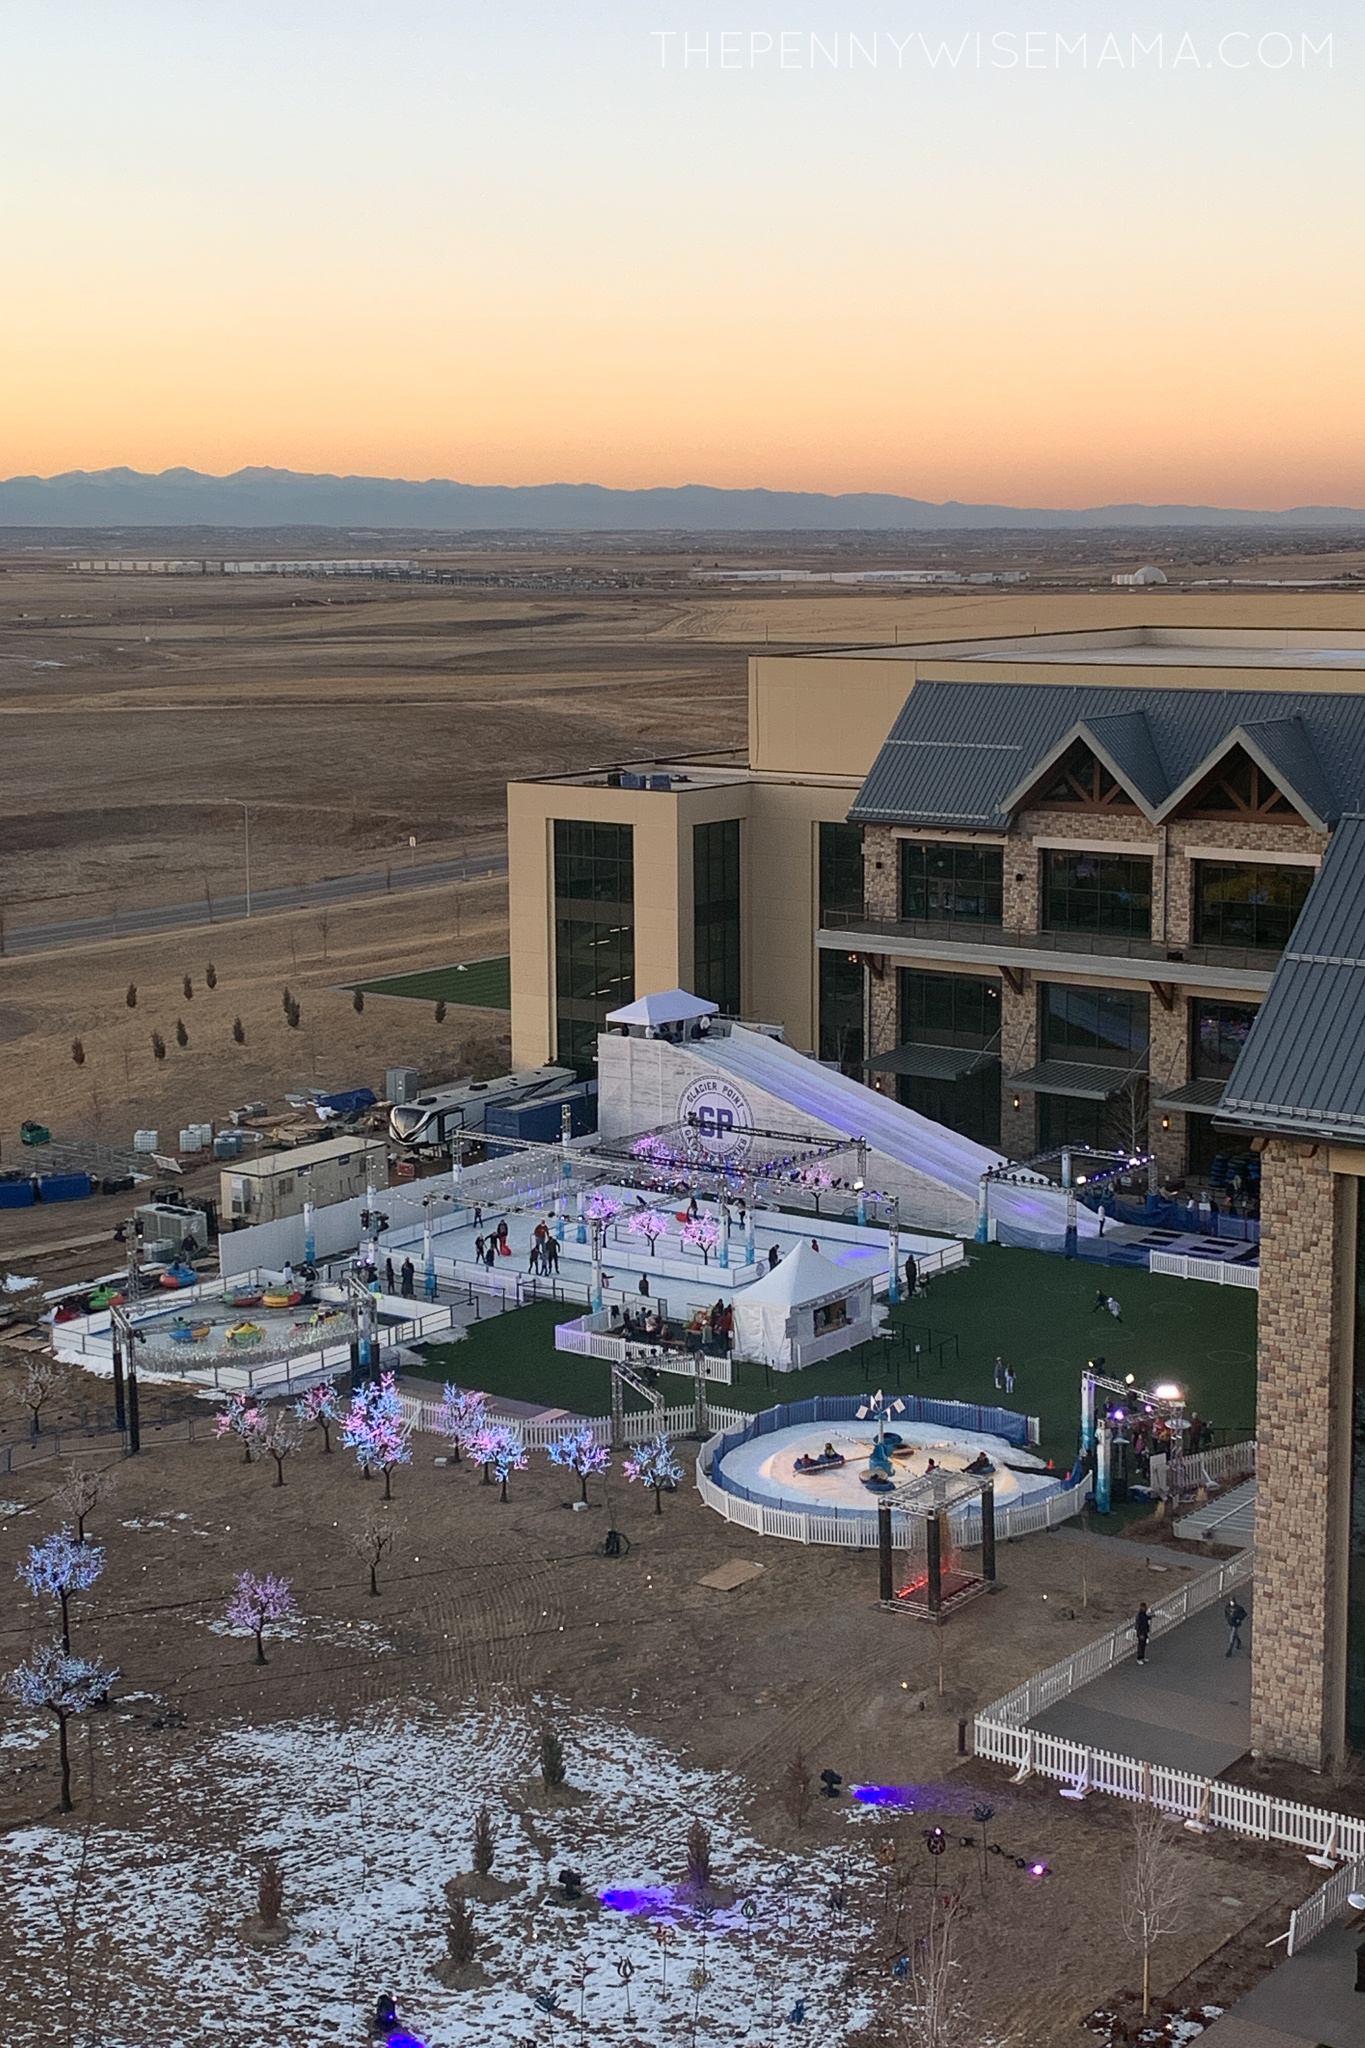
[1193,861,1313,952]
[1041,984,1149,1068]
[693,819,741,1015]
[1191,999,1259,1080]
[1042,849,1152,938]
[896,969,1001,1147]
[554,820,634,1076]
[819,822,864,922]
[899,841,1003,925]
[819,952,864,1073]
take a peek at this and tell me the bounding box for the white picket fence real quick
[693,1435,1089,1550]
[1148,1439,1257,1500]
[973,1545,1365,1951]
[1288,1851,1365,1958]
[1149,1250,1259,1290]
[396,1392,741,1452]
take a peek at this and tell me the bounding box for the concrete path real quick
[1202,1917,1365,2046]
[1179,1477,1258,1548]
[1030,1589,1252,1775]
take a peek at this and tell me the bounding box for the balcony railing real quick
[819,910,1283,976]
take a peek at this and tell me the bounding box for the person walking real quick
[400,1258,415,1298]
[544,1235,560,1273]
[1224,1597,1248,1657]
[1004,1364,1016,1396]
[473,1235,484,1267]
[1092,1289,1109,1314]
[994,1355,1005,1391]
[1106,1295,1123,1321]
[385,1256,396,1294]
[1134,1601,1151,1665]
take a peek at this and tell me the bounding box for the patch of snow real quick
[0,1720,47,1753]
[0,1499,35,1518]
[5,1705,880,2046]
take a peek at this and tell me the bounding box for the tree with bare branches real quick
[350,1510,405,1596]
[1121,1806,1191,2018]
[14,1356,71,1440]
[53,1464,118,1545]
[899,1891,971,2048]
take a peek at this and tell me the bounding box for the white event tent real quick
[730,1238,875,1372]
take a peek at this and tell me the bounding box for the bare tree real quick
[350,1510,405,1595]
[260,1410,303,1488]
[780,1747,812,1829]
[899,1891,971,2048]
[1121,1806,1191,2018]
[54,1464,118,1545]
[15,1356,72,1439]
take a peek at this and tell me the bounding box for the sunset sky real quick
[1,2,1358,507]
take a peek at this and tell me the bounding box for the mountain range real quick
[1,467,1363,532]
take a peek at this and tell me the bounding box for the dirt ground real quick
[0,875,509,1204]
[0,1355,1312,2048]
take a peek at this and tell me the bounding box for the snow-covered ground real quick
[5,1703,883,2047]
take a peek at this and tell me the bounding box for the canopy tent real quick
[606,989,719,1030]
[731,1237,876,1372]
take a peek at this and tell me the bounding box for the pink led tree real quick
[215,1393,268,1464]
[225,1570,296,1664]
[627,1210,669,1256]
[681,1216,720,1266]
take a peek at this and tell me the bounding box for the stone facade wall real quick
[1163,816,1324,949]
[862,826,898,919]
[1251,1141,1354,1768]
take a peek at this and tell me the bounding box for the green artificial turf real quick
[349,955,511,1010]
[412,1241,1258,1464]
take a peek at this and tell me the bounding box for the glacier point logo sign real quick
[677,1075,754,1162]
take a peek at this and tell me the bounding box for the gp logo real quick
[676,1076,755,1162]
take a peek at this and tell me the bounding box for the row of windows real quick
[551,817,745,1069]
[889,840,1312,952]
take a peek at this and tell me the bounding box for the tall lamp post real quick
[223,800,251,918]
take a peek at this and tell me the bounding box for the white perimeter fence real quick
[1149,1250,1260,1290]
[973,1547,1364,1953]
[1148,1439,1257,1501]
[694,1431,1088,1551]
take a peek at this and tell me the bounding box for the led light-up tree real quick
[295,1378,342,1454]
[225,1571,296,1665]
[798,1165,837,1216]
[7,1643,118,1811]
[627,1210,670,1257]
[547,1425,611,1504]
[681,1216,720,1266]
[437,1382,488,1466]
[215,1393,268,1464]
[341,1371,411,1499]
[473,1423,527,1502]
[623,1432,684,1515]
[586,1190,623,1225]
[17,1530,105,1652]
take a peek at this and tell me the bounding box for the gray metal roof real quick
[849,682,1365,830]
[1220,814,1365,1140]
[1007,1060,1132,1101]
[863,1043,1000,1082]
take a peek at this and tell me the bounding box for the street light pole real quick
[224,800,251,917]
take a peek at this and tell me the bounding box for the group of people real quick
[1134,1594,1247,1664]
[471,1218,512,1272]
[380,1255,420,1298]
[526,1220,562,1276]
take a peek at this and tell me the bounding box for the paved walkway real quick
[1030,1590,1252,1775]
[1179,1477,1258,1548]
[1202,1918,1365,2045]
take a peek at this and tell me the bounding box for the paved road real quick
[3,850,509,955]
[1031,1590,1252,1776]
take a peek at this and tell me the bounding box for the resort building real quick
[509,612,1365,1204]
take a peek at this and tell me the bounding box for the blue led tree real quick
[8,1642,118,1810]
[17,1529,105,1652]
[547,1425,611,1504]
[341,1370,412,1498]
[623,1433,684,1515]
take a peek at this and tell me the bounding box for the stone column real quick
[1250,1142,1355,1769]
[1148,992,1190,1186]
